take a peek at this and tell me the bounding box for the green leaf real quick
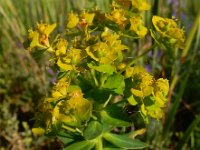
[102,73,125,94]
[57,136,74,145]
[57,131,74,145]
[83,121,103,140]
[57,71,67,80]
[88,63,114,75]
[100,105,131,127]
[64,140,95,150]
[103,132,147,149]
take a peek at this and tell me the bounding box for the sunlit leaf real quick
[103,73,125,94]
[87,63,114,75]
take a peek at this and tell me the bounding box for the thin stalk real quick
[181,10,200,60]
[91,69,99,87]
[95,136,103,150]
[103,94,112,108]
[62,125,77,132]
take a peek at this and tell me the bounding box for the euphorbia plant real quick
[24,0,185,149]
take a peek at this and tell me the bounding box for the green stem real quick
[91,69,99,87]
[181,10,200,59]
[62,125,77,132]
[103,94,112,108]
[95,136,103,150]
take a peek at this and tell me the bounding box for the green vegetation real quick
[0,0,200,149]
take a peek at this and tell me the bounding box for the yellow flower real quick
[51,89,92,126]
[127,66,153,98]
[51,77,70,99]
[131,0,151,11]
[32,127,45,135]
[130,16,148,37]
[126,66,169,120]
[152,16,177,33]
[145,103,164,119]
[27,23,56,50]
[153,78,169,107]
[37,23,56,37]
[37,23,56,46]
[86,29,128,64]
[55,39,68,56]
[81,12,95,26]
[57,48,82,71]
[152,16,185,49]
[27,30,40,50]
[106,9,127,28]
[67,90,93,121]
[67,12,79,28]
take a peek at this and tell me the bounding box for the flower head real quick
[131,0,151,11]
[152,16,185,49]
[26,23,56,50]
[67,12,79,28]
[130,16,148,37]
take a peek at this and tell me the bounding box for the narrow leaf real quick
[103,132,147,149]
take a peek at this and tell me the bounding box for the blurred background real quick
[0,0,199,149]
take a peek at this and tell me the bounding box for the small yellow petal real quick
[131,88,143,98]
[32,128,45,135]
[67,12,79,28]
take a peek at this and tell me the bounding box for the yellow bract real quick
[27,30,40,50]
[32,127,45,135]
[67,12,79,28]
[152,16,185,49]
[55,39,68,56]
[131,0,151,11]
[37,23,56,37]
[127,66,154,98]
[153,78,169,107]
[86,29,127,64]
[106,9,127,28]
[27,23,56,50]
[51,77,70,100]
[51,89,92,126]
[56,48,82,71]
[126,66,169,120]
[130,16,148,37]
[81,12,95,26]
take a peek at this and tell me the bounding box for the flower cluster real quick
[26,23,56,51]
[33,77,92,134]
[106,0,150,37]
[125,66,169,121]
[24,0,185,149]
[152,16,185,49]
